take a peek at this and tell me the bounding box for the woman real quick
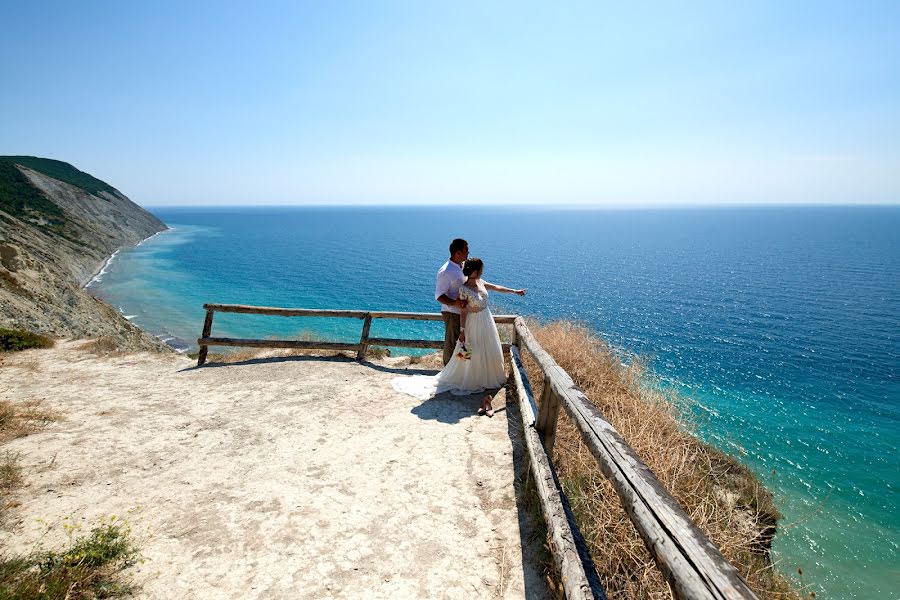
[392,258,526,416]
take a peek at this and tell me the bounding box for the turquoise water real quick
[90,206,899,598]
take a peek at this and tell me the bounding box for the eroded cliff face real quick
[0,162,170,351]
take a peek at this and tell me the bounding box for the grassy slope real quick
[0,161,66,226]
[522,320,801,598]
[0,156,119,197]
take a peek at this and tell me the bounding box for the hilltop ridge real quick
[0,156,169,350]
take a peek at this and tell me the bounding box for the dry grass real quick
[0,452,22,497]
[0,451,23,523]
[0,398,59,444]
[521,320,801,599]
[407,351,443,368]
[0,398,59,523]
[79,336,126,356]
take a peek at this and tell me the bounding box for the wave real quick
[135,230,167,247]
[156,332,191,354]
[84,249,120,288]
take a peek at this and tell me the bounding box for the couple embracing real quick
[393,238,526,416]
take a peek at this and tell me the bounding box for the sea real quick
[88,205,899,599]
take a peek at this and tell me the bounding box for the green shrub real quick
[0,521,141,600]
[0,329,54,352]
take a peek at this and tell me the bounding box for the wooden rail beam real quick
[197,337,361,353]
[514,318,758,600]
[510,347,606,600]
[363,337,444,350]
[201,304,516,324]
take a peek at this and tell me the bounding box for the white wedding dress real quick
[392,283,506,399]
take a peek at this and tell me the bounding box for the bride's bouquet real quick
[456,343,472,360]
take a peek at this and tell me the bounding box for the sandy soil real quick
[0,342,549,599]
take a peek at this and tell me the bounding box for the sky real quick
[1,1,899,206]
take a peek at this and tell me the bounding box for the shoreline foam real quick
[83,229,168,289]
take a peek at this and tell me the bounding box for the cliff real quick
[0,156,169,350]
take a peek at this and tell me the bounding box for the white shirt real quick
[435,260,466,314]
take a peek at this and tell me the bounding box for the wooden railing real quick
[512,318,758,600]
[195,303,518,366]
[195,304,758,600]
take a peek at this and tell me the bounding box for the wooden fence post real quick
[543,388,562,453]
[197,309,215,367]
[536,378,563,453]
[356,314,373,361]
[536,378,552,432]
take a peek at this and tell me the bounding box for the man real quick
[435,238,469,365]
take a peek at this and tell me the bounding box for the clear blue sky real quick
[2,1,898,206]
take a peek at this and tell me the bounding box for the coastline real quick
[83,229,167,289]
[82,227,194,353]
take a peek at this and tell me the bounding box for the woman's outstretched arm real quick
[483,281,526,296]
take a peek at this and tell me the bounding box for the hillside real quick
[0,156,169,350]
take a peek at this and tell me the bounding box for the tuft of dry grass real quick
[0,398,60,444]
[79,336,126,356]
[0,398,58,523]
[521,320,801,599]
[0,451,23,522]
[408,351,443,368]
[0,451,22,495]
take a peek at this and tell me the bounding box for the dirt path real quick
[0,342,549,599]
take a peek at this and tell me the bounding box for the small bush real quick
[0,520,141,600]
[0,328,54,352]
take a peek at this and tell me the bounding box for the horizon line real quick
[142,201,900,210]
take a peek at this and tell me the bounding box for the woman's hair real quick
[463,257,483,277]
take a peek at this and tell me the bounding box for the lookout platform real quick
[0,342,548,599]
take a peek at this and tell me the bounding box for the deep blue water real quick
[90,206,899,598]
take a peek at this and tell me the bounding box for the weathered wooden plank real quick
[361,311,517,324]
[510,348,538,427]
[202,304,517,324]
[197,337,361,352]
[368,311,444,321]
[356,314,373,361]
[197,309,215,367]
[509,346,606,600]
[203,304,368,318]
[514,318,758,600]
[364,337,444,349]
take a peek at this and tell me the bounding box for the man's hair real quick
[449,238,468,255]
[463,257,483,277]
